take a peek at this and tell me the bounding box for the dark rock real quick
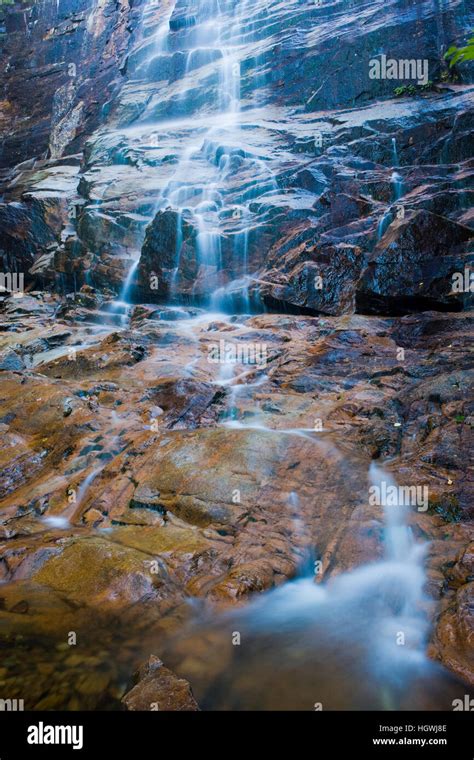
[258,222,365,315]
[357,210,473,313]
[0,0,145,169]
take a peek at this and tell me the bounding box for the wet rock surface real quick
[0,0,145,170]
[1,1,473,304]
[0,293,472,707]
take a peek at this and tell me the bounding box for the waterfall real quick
[123,0,279,312]
[391,136,399,166]
[164,459,438,709]
[391,171,404,202]
[102,4,438,694]
[107,256,140,326]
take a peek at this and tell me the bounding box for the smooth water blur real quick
[106,257,140,325]
[66,1,464,710]
[122,0,281,311]
[156,459,459,710]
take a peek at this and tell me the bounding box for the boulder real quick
[357,211,473,313]
[122,656,199,711]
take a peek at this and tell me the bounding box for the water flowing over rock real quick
[0,0,473,713]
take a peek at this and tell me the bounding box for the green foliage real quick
[394,82,435,98]
[394,84,417,97]
[444,34,474,67]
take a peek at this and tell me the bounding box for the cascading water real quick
[95,0,464,710]
[376,137,405,240]
[160,458,456,709]
[121,0,280,312]
[3,0,471,722]
[370,461,414,563]
[377,209,393,241]
[107,256,140,326]
[392,136,399,166]
[121,292,453,709]
[391,170,405,202]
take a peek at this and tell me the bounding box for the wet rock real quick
[432,582,474,685]
[122,656,199,711]
[357,211,473,314]
[27,536,164,608]
[0,0,143,169]
[0,301,472,693]
[0,350,24,372]
[140,209,195,292]
[142,379,222,429]
[62,398,74,417]
[260,239,364,315]
[0,0,473,707]
[76,671,111,697]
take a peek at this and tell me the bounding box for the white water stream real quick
[89,0,458,708]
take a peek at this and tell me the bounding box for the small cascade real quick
[120,257,140,305]
[43,466,103,529]
[369,462,414,562]
[152,5,174,55]
[391,136,399,166]
[376,140,404,241]
[391,171,404,202]
[107,257,140,327]
[288,490,306,546]
[376,209,393,241]
[72,466,103,515]
[216,354,237,385]
[162,461,439,709]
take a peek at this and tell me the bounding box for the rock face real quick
[0,0,144,169]
[357,210,473,313]
[83,0,474,307]
[1,0,473,306]
[0,0,473,711]
[0,0,148,289]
